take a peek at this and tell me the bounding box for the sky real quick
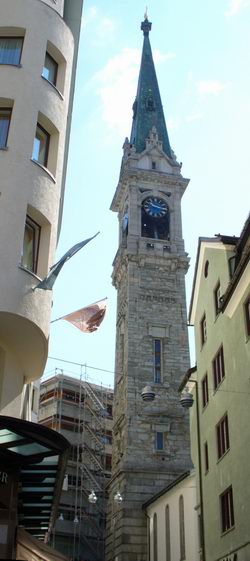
[44,0,250,388]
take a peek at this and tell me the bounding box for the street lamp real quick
[88,490,97,504]
[179,370,206,561]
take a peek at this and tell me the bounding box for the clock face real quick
[143,197,167,218]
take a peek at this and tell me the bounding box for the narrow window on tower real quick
[204,441,209,473]
[154,339,162,383]
[155,431,164,451]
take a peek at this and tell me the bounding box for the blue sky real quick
[44,0,250,387]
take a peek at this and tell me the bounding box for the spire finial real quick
[141,10,152,36]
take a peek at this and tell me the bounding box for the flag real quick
[35,232,99,290]
[52,299,107,333]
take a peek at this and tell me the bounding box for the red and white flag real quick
[51,299,107,333]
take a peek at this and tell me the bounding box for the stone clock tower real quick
[106,16,192,561]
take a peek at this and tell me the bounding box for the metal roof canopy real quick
[0,415,70,541]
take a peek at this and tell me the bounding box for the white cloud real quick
[167,116,180,131]
[197,80,227,95]
[93,48,175,138]
[185,112,203,123]
[81,6,98,30]
[225,0,250,16]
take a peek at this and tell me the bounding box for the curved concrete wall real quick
[0,0,75,386]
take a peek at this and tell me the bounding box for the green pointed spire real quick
[130,17,172,159]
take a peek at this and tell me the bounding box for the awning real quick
[0,415,70,541]
[17,527,68,561]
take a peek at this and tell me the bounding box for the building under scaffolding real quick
[38,372,113,561]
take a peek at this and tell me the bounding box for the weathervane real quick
[144,6,148,20]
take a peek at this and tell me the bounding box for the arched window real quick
[165,505,171,561]
[153,512,158,561]
[141,196,170,240]
[179,495,185,560]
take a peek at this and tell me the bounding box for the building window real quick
[204,441,209,473]
[179,495,185,561]
[213,346,225,390]
[214,281,221,316]
[152,161,156,170]
[155,432,164,451]
[32,123,50,167]
[217,413,230,460]
[244,294,250,337]
[21,216,41,273]
[220,486,235,533]
[154,339,162,383]
[0,108,11,148]
[42,51,58,85]
[201,373,209,408]
[165,505,171,561]
[153,513,158,561]
[200,314,207,346]
[0,37,23,65]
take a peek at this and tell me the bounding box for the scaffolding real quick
[38,368,113,561]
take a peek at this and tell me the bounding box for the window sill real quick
[0,146,8,151]
[217,447,230,464]
[31,158,56,183]
[213,376,225,394]
[0,62,22,68]
[41,75,64,100]
[221,525,235,537]
[18,264,42,282]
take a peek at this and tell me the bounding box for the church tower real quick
[106,16,191,561]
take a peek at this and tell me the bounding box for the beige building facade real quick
[186,214,250,561]
[144,471,199,561]
[0,0,83,418]
[0,1,83,558]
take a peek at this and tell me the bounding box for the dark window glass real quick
[217,414,230,459]
[244,295,250,337]
[155,432,164,451]
[152,161,156,169]
[214,282,221,316]
[42,52,58,85]
[154,339,162,383]
[0,37,23,65]
[21,215,41,273]
[179,495,185,560]
[200,314,207,346]
[201,373,209,408]
[220,486,234,533]
[0,108,11,148]
[204,441,209,472]
[213,346,225,390]
[32,123,50,167]
[165,505,171,561]
[153,513,158,561]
